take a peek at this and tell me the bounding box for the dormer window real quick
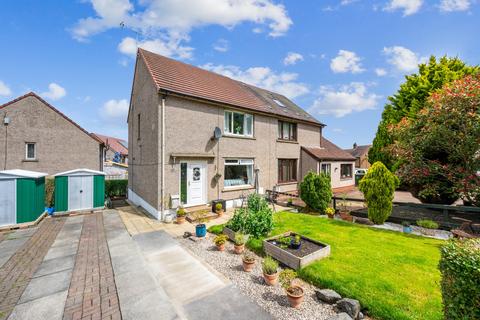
[224,110,253,137]
[278,120,297,141]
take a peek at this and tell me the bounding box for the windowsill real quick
[223,134,255,140]
[276,139,298,144]
[23,159,38,162]
[277,181,298,185]
[340,177,353,180]
[222,185,255,192]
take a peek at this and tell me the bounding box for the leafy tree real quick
[391,75,480,205]
[369,56,479,170]
[299,171,332,213]
[359,162,399,224]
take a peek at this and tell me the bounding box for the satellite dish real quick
[213,127,222,140]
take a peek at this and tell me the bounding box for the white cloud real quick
[383,46,426,72]
[0,81,12,96]
[41,83,66,101]
[384,0,423,16]
[100,99,129,119]
[73,0,292,58]
[213,39,229,52]
[309,82,381,117]
[439,0,471,12]
[201,63,309,99]
[375,68,387,76]
[118,36,193,59]
[330,50,365,74]
[283,52,304,66]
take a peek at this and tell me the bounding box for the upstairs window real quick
[278,121,297,141]
[224,159,254,187]
[341,164,353,179]
[224,111,253,137]
[25,143,36,160]
[278,159,297,183]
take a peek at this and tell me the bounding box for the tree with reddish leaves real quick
[391,75,480,205]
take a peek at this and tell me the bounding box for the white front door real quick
[186,162,206,206]
[68,176,93,211]
[0,179,16,226]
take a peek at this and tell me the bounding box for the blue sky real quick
[0,0,479,148]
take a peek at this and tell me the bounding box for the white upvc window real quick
[25,142,36,160]
[224,110,253,137]
[320,163,331,176]
[224,159,254,187]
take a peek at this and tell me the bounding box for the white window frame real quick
[25,142,36,160]
[224,158,254,188]
[320,163,331,176]
[224,110,253,137]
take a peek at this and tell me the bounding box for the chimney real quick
[353,142,357,149]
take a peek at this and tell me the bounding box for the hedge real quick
[105,179,128,198]
[439,239,480,320]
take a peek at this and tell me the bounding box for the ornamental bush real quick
[105,179,128,197]
[299,171,332,213]
[358,162,399,224]
[439,239,480,320]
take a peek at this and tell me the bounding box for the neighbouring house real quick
[0,92,104,175]
[128,49,355,220]
[345,143,372,168]
[92,133,128,164]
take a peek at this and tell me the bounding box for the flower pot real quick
[327,214,334,219]
[216,209,224,217]
[46,207,55,215]
[242,259,255,272]
[290,240,301,250]
[263,272,278,286]
[234,244,245,254]
[196,224,207,237]
[286,286,304,308]
[403,226,412,233]
[176,216,186,224]
[217,243,225,251]
[339,212,353,222]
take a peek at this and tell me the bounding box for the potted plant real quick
[325,207,335,219]
[215,202,224,217]
[262,256,279,286]
[290,234,301,249]
[234,232,246,254]
[193,210,209,237]
[402,221,412,233]
[176,207,186,224]
[242,252,256,272]
[279,269,304,308]
[214,234,228,251]
[45,178,55,215]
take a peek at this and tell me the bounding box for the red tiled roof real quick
[302,138,356,161]
[0,92,104,145]
[138,48,322,126]
[92,133,128,155]
[345,144,371,158]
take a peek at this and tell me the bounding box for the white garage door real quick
[68,176,93,211]
[0,179,16,226]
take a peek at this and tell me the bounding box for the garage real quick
[54,169,105,213]
[0,169,48,227]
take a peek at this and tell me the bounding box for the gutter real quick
[160,94,166,220]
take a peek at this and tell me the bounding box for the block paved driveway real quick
[0,209,271,320]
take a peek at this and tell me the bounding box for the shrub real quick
[439,239,480,320]
[45,178,54,207]
[359,162,399,224]
[214,234,228,246]
[226,194,274,238]
[299,171,332,212]
[234,232,246,246]
[105,179,128,197]
[416,219,439,229]
[279,269,297,289]
[215,202,223,211]
[226,208,248,232]
[262,256,278,275]
[247,193,269,212]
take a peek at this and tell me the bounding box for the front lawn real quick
[215,211,444,320]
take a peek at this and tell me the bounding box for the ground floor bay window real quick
[224,159,254,187]
[278,159,297,183]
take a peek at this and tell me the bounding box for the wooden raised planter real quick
[223,226,250,242]
[263,232,330,270]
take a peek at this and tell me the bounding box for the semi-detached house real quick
[128,49,355,220]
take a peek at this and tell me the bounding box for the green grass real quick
[211,211,444,320]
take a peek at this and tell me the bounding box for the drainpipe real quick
[160,95,166,221]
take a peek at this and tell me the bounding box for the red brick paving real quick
[63,213,121,320]
[0,217,66,320]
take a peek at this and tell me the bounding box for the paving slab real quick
[8,290,68,320]
[33,254,76,278]
[18,269,72,304]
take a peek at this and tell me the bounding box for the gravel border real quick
[179,235,337,320]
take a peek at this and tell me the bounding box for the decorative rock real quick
[335,298,361,320]
[358,311,364,319]
[353,217,374,225]
[327,313,353,320]
[316,289,342,304]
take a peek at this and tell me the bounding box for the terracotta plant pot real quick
[176,216,186,224]
[327,214,334,219]
[217,244,225,251]
[242,259,255,272]
[286,286,304,308]
[234,244,245,254]
[263,272,279,286]
[339,211,353,222]
[216,209,224,217]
